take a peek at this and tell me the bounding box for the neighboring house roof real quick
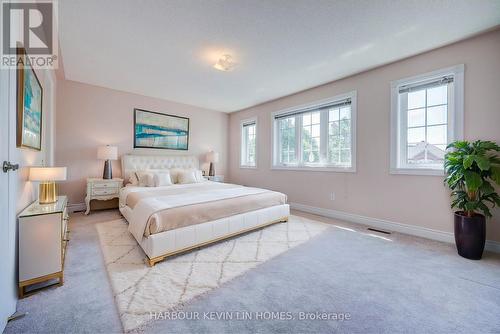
[408,142,445,162]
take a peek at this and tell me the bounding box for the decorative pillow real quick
[128,173,139,186]
[153,171,173,187]
[145,169,173,186]
[135,171,155,187]
[193,169,205,182]
[177,170,197,184]
[178,169,206,184]
[168,168,183,184]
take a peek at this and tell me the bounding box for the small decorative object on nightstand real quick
[18,196,69,298]
[204,175,224,183]
[97,145,118,179]
[85,178,123,215]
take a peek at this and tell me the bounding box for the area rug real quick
[96,215,328,331]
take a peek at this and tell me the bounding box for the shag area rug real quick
[96,215,328,331]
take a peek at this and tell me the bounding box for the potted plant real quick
[444,141,500,259]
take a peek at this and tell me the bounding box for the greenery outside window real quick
[240,118,257,168]
[272,91,357,172]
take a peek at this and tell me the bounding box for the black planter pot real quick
[454,212,486,260]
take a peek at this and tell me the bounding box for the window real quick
[272,91,356,172]
[390,65,464,175]
[328,104,352,166]
[240,118,257,168]
[278,116,296,164]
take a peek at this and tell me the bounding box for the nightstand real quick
[18,196,69,298]
[85,178,123,215]
[204,175,225,182]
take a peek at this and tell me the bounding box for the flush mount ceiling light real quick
[213,54,236,71]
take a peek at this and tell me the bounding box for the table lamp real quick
[29,167,67,204]
[97,145,118,179]
[206,151,219,176]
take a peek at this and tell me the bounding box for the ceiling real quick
[59,0,500,112]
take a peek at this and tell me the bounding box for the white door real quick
[0,67,18,330]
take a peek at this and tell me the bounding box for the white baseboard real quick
[290,202,500,254]
[486,239,500,253]
[67,202,86,213]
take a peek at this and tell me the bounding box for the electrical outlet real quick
[330,192,335,201]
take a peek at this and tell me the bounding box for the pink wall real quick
[56,80,228,205]
[228,29,500,242]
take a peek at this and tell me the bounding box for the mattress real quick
[120,181,287,241]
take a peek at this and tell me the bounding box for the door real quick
[0,64,18,331]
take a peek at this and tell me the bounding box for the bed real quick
[119,154,290,266]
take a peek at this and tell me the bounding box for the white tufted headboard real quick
[121,155,199,181]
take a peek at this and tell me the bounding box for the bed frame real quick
[120,154,290,266]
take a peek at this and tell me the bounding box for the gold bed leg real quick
[146,257,160,267]
[145,216,289,266]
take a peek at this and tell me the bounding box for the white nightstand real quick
[85,178,123,215]
[204,175,225,182]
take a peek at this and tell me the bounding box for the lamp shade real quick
[206,151,219,163]
[97,146,118,160]
[29,167,67,181]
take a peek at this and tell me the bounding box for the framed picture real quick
[134,108,189,150]
[17,47,43,150]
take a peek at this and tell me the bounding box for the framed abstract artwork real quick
[134,108,189,150]
[17,47,43,151]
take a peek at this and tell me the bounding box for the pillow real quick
[168,168,183,184]
[152,171,173,187]
[145,169,173,186]
[177,170,197,184]
[135,171,155,187]
[128,173,139,186]
[178,169,206,184]
[193,169,205,182]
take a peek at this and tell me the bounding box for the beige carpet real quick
[96,215,328,331]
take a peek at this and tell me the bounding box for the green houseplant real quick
[444,140,500,259]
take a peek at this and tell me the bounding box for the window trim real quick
[390,64,464,176]
[270,91,357,173]
[239,117,258,169]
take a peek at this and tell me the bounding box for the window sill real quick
[271,165,356,173]
[390,168,444,176]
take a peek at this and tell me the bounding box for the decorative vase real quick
[454,212,486,260]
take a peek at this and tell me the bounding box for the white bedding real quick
[120,182,273,242]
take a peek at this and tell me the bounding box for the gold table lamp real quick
[29,167,67,204]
